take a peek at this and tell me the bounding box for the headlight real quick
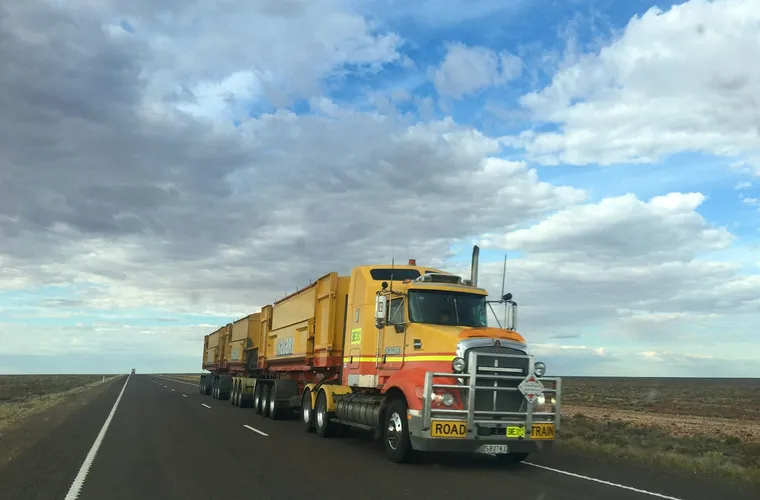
[537,394,546,405]
[452,357,465,373]
[534,361,546,377]
[441,393,455,406]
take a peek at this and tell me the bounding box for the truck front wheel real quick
[383,398,415,463]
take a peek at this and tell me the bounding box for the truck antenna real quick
[501,254,507,329]
[389,257,395,294]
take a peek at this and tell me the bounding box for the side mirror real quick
[394,323,405,334]
[502,292,512,302]
[375,294,387,329]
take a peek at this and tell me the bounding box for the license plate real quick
[530,423,555,440]
[482,444,509,455]
[506,426,525,438]
[505,423,555,440]
[430,420,467,438]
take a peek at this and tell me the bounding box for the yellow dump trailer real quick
[265,272,350,371]
[203,327,222,369]
[227,312,263,372]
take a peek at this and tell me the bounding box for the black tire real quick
[269,384,284,420]
[254,384,263,414]
[301,389,315,432]
[231,382,237,406]
[261,384,271,417]
[315,390,339,438]
[383,398,415,463]
[495,453,529,464]
[240,383,251,408]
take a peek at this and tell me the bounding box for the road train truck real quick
[199,246,561,463]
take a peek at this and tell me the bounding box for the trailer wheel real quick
[261,384,271,417]
[269,384,284,420]
[315,390,339,438]
[239,383,251,408]
[254,384,263,414]
[383,398,415,463]
[301,389,314,433]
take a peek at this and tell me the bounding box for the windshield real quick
[408,290,487,327]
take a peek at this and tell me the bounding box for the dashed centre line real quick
[201,403,211,409]
[243,425,269,437]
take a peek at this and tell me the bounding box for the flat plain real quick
[559,377,760,485]
[0,374,118,432]
[0,374,120,467]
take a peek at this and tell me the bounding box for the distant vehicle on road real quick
[200,245,560,464]
[131,368,136,375]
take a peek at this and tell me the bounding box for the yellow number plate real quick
[430,420,467,438]
[531,423,555,440]
[506,426,525,438]
[505,424,555,440]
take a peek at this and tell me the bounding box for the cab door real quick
[378,296,406,370]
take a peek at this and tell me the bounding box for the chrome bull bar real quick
[421,351,562,433]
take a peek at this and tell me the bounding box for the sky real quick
[1,0,759,376]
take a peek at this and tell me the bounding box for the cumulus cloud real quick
[481,192,734,264]
[0,1,581,323]
[1,0,759,375]
[511,0,760,166]
[432,42,523,99]
[474,190,759,344]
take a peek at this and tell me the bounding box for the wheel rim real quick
[387,411,403,450]
[302,397,311,423]
[316,399,325,427]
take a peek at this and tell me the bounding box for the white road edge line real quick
[524,463,684,500]
[64,374,130,500]
[201,403,211,409]
[243,425,269,437]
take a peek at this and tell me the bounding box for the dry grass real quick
[0,375,120,433]
[561,376,760,420]
[558,377,760,485]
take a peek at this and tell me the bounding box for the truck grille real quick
[465,346,529,415]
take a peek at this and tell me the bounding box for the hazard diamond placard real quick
[518,373,545,403]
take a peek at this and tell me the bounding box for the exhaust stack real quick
[471,245,480,287]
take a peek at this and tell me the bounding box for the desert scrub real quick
[559,413,760,484]
[561,377,760,421]
[0,375,119,432]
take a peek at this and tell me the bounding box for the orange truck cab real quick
[324,245,561,462]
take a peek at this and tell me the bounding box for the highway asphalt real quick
[1,374,758,500]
